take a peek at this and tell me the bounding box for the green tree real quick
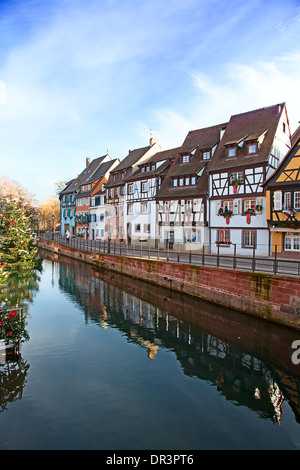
[0,195,40,270]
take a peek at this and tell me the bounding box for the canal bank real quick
[38,237,300,331]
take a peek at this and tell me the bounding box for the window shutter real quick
[215,201,221,215]
[274,191,282,211]
[233,198,241,215]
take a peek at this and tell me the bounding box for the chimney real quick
[86,157,90,167]
[150,137,159,146]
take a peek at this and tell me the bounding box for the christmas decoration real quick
[0,196,41,271]
[218,207,233,224]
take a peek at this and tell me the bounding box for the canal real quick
[0,250,300,450]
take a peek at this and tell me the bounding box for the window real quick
[127,204,133,215]
[285,234,300,251]
[182,155,190,163]
[184,229,201,243]
[247,143,257,155]
[173,176,196,187]
[229,172,243,184]
[141,203,148,213]
[203,150,211,160]
[221,200,233,212]
[144,224,150,233]
[135,224,141,232]
[151,164,156,171]
[114,188,118,197]
[294,192,300,209]
[216,228,230,245]
[128,184,133,194]
[284,192,291,209]
[141,181,147,192]
[242,230,256,248]
[227,146,237,158]
[244,199,256,212]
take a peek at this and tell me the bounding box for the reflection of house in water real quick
[56,253,300,425]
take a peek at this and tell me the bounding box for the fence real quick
[38,232,300,277]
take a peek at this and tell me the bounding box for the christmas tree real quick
[0,195,40,271]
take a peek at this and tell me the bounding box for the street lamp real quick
[52,214,55,240]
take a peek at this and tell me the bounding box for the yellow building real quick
[264,134,300,257]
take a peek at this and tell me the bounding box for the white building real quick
[208,103,292,256]
[89,190,107,240]
[124,148,178,245]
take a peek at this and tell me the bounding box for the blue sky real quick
[0,0,300,203]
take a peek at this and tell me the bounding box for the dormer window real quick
[202,150,211,160]
[182,154,190,163]
[227,146,237,158]
[172,176,196,187]
[247,142,257,155]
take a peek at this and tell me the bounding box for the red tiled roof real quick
[208,103,286,172]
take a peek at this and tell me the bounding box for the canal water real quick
[0,251,300,450]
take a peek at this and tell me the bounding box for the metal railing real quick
[38,232,300,277]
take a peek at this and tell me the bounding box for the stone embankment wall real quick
[39,238,300,330]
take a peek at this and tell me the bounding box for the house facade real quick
[208,103,292,256]
[89,190,107,241]
[60,179,76,236]
[155,123,227,250]
[264,133,300,257]
[75,158,119,238]
[60,155,111,237]
[105,138,161,242]
[124,147,178,245]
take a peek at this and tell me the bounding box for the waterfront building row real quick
[59,102,300,257]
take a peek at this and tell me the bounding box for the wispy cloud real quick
[0,0,299,201]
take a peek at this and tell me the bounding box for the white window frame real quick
[284,233,300,251]
[294,192,300,209]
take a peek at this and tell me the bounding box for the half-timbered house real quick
[208,103,292,256]
[75,156,117,238]
[60,155,110,237]
[264,133,300,257]
[156,123,227,250]
[124,147,180,244]
[105,138,161,241]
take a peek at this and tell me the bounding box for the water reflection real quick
[46,251,300,426]
[0,268,41,411]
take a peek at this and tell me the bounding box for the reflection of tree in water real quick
[0,353,30,412]
[0,268,41,412]
[0,268,41,314]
